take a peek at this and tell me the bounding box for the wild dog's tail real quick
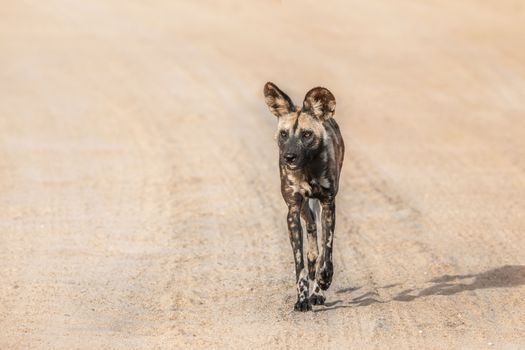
[308,198,321,231]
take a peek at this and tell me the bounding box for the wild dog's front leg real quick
[287,202,311,311]
[316,199,335,290]
[301,201,325,305]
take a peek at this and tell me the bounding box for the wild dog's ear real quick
[264,82,296,118]
[302,87,336,120]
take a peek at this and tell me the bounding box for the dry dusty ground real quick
[1,1,525,349]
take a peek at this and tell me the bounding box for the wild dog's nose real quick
[284,153,297,164]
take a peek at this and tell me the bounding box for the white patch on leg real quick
[327,229,333,248]
[297,269,309,301]
[309,279,325,297]
[295,250,302,263]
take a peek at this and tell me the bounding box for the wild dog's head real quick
[263,82,336,170]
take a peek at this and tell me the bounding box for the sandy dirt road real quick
[1,1,525,349]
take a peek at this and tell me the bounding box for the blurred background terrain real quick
[1,0,524,348]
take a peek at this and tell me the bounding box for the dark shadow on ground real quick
[393,265,525,302]
[314,265,525,313]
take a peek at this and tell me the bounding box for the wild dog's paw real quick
[294,298,312,312]
[316,261,333,291]
[309,293,326,305]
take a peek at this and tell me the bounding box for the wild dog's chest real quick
[282,169,330,198]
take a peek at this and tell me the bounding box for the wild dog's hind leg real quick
[287,199,311,311]
[317,199,335,290]
[301,200,325,305]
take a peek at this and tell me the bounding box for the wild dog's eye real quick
[302,130,312,138]
[280,130,288,138]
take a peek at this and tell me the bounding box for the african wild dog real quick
[263,82,344,311]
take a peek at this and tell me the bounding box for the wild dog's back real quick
[322,118,345,194]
